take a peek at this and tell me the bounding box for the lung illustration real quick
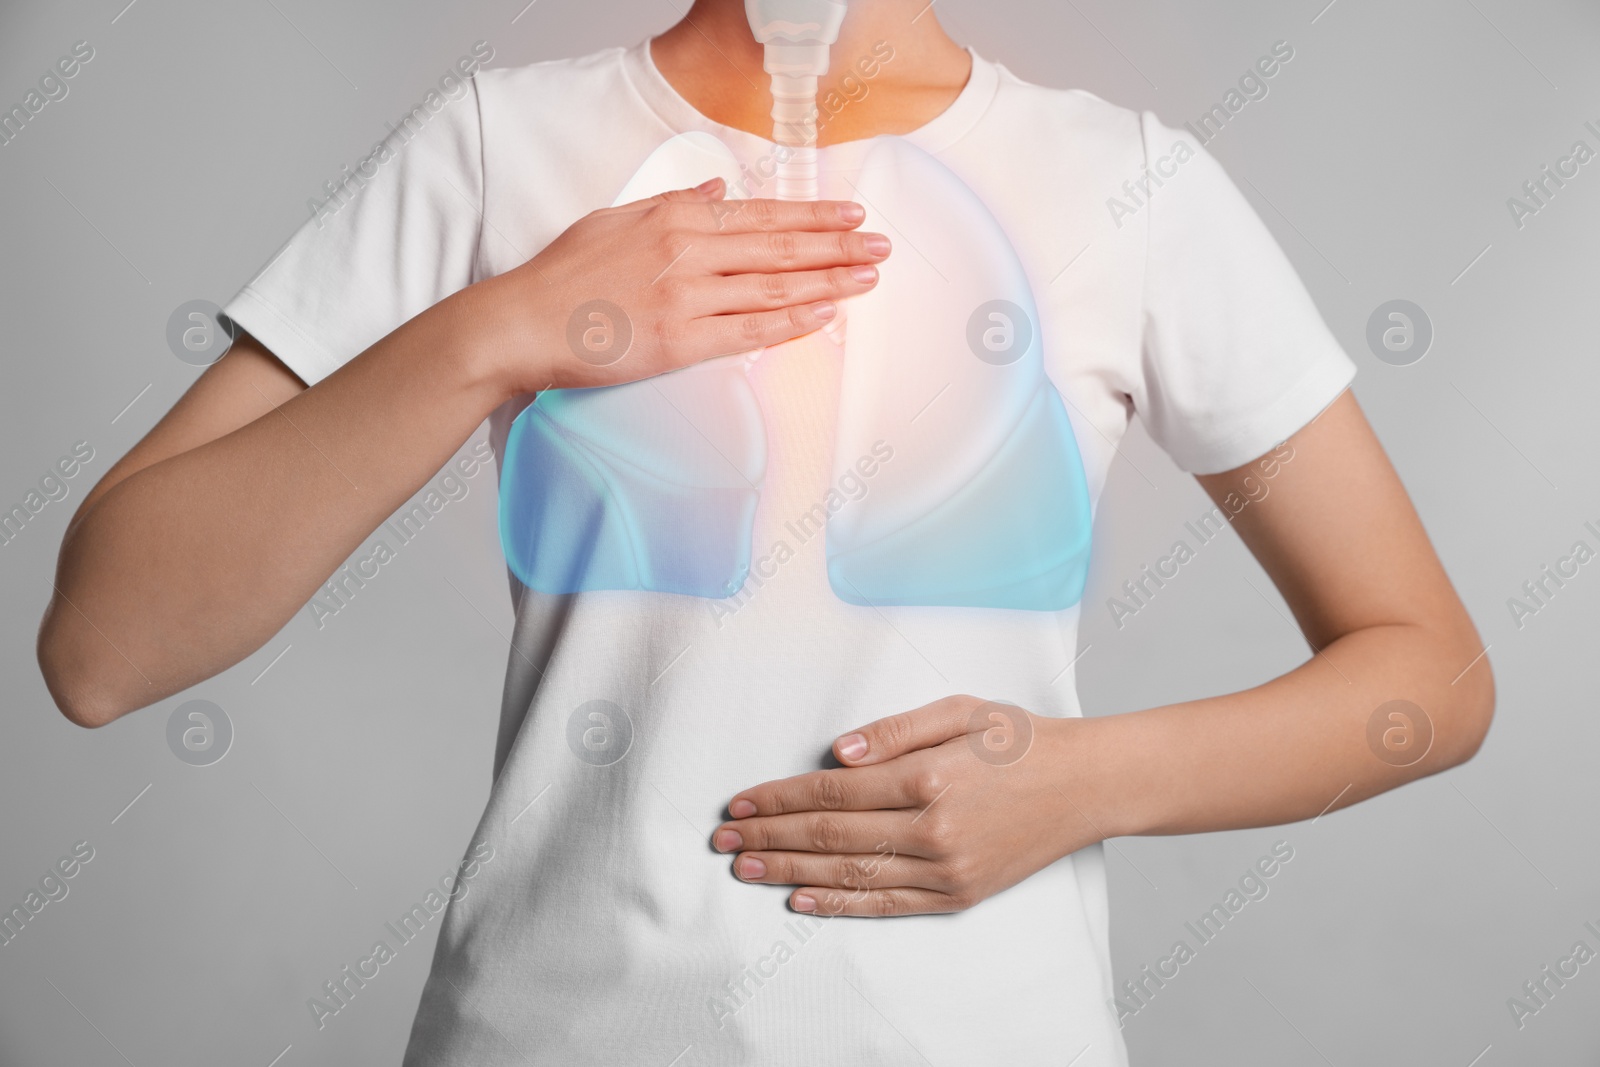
[825,136,1093,611]
[498,132,1093,611]
[497,132,767,598]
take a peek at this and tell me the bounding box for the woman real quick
[38,1,1493,1063]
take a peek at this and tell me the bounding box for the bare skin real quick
[41,0,1492,920]
[40,183,888,722]
[651,0,974,148]
[714,391,1495,915]
[670,4,1493,915]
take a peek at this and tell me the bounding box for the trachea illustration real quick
[497,3,1093,610]
[747,0,851,345]
[744,0,848,202]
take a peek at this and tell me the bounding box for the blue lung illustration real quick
[498,132,1093,610]
[498,133,766,598]
[825,136,1093,610]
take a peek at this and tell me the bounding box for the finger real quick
[732,850,948,894]
[602,178,727,222]
[700,197,866,234]
[701,230,890,275]
[683,301,839,356]
[728,761,928,819]
[714,809,924,858]
[791,885,962,918]
[647,176,725,205]
[833,694,988,767]
[690,265,878,316]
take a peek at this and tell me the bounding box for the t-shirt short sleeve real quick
[221,80,486,386]
[1134,110,1355,475]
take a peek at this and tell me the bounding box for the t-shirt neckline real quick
[621,37,998,161]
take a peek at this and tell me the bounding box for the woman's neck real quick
[650,0,972,147]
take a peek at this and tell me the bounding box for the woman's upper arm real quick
[67,332,304,533]
[1194,389,1483,659]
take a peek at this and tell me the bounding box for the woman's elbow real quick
[37,606,143,729]
[1440,642,1496,768]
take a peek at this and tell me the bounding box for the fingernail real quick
[839,202,866,223]
[863,234,891,257]
[837,733,868,761]
[714,829,742,853]
[695,177,722,193]
[793,893,817,913]
[729,799,757,819]
[737,856,766,879]
[850,265,877,284]
[813,302,838,321]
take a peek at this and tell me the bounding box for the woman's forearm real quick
[1078,619,1495,840]
[39,288,512,726]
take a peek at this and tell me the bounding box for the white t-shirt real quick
[224,41,1355,1067]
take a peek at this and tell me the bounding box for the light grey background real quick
[2,0,1596,1063]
